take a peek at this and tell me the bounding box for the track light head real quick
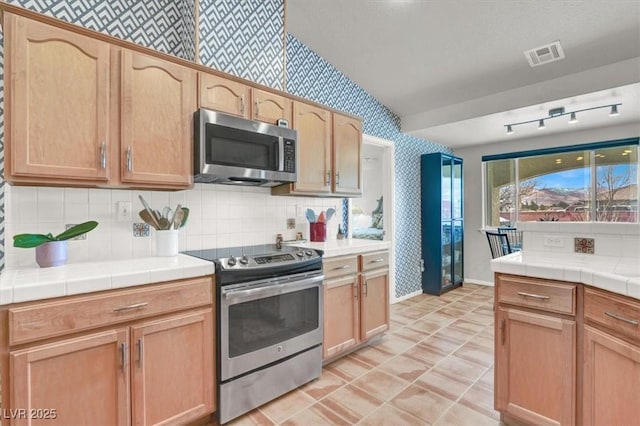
[506,125,514,135]
[610,105,620,116]
[538,119,546,129]
[568,112,578,124]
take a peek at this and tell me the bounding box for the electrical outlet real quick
[117,201,132,222]
[543,235,564,247]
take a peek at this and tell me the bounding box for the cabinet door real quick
[10,329,129,426]
[198,73,249,118]
[292,102,332,194]
[495,307,576,426]
[332,113,362,196]
[360,269,389,341]
[583,326,640,426]
[121,50,195,187]
[251,88,292,124]
[131,309,214,426]
[323,275,360,359]
[5,14,110,183]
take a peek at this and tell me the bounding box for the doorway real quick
[349,134,397,301]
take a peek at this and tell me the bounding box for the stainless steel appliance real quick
[184,244,323,424]
[194,108,297,186]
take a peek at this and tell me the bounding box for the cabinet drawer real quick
[497,275,576,316]
[9,277,213,346]
[585,287,640,345]
[360,251,389,272]
[323,256,358,279]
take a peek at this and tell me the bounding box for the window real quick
[483,139,638,225]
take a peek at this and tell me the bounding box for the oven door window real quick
[227,286,319,358]
[206,123,278,171]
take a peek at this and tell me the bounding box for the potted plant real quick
[13,221,99,267]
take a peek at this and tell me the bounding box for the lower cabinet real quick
[323,250,389,361]
[495,307,576,426]
[4,277,215,426]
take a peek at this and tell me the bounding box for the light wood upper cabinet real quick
[10,329,130,426]
[333,113,362,196]
[5,13,111,183]
[291,101,332,194]
[121,50,195,187]
[198,73,249,118]
[251,88,292,124]
[131,309,214,426]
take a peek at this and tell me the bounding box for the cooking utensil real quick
[305,209,316,222]
[139,209,160,230]
[317,211,325,223]
[170,204,182,230]
[173,208,185,230]
[157,217,171,230]
[325,208,335,222]
[162,206,172,220]
[179,208,189,228]
[138,195,161,230]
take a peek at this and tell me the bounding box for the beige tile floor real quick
[226,284,499,426]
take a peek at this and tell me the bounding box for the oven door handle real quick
[222,274,324,303]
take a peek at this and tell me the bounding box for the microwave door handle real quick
[278,136,285,171]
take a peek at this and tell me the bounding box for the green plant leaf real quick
[13,233,55,248]
[53,221,99,241]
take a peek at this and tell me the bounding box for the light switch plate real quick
[117,201,132,222]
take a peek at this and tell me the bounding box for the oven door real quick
[220,271,323,381]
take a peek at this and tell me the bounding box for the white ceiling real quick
[286,0,640,148]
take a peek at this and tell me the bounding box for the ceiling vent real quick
[524,41,565,67]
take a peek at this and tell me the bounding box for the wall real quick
[0,0,451,299]
[455,121,640,284]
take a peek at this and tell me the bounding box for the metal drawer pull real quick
[517,292,550,300]
[333,265,351,270]
[605,311,639,326]
[370,258,385,263]
[113,302,148,312]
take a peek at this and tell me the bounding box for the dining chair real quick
[486,231,512,259]
[497,227,523,252]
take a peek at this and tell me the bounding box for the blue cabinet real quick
[420,153,463,295]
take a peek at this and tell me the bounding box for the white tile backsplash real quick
[5,184,342,268]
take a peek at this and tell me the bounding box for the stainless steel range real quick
[184,244,323,424]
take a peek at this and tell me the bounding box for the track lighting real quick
[504,103,621,134]
[568,112,578,124]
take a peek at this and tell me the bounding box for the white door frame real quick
[353,134,397,303]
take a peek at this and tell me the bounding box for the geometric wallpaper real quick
[0,0,452,298]
[198,0,285,90]
[287,34,453,298]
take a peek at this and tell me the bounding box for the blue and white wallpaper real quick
[286,34,452,297]
[199,0,284,90]
[0,0,452,298]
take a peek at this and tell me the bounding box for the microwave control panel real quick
[283,139,296,173]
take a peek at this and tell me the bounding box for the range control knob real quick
[305,250,314,256]
[240,256,249,265]
[227,257,237,267]
[296,251,305,258]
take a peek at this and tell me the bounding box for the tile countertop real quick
[290,238,392,258]
[491,250,640,300]
[0,254,215,306]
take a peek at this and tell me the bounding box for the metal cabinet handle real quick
[363,280,368,296]
[333,264,351,270]
[240,95,245,115]
[120,342,126,373]
[113,302,148,312]
[336,171,340,186]
[126,146,133,172]
[370,258,384,263]
[137,338,143,367]
[326,171,331,186]
[255,100,259,116]
[354,282,358,299]
[100,141,107,169]
[500,319,506,345]
[517,291,550,300]
[605,311,639,326]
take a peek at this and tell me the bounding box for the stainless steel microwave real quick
[194,108,297,186]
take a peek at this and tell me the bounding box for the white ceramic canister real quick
[155,230,179,257]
